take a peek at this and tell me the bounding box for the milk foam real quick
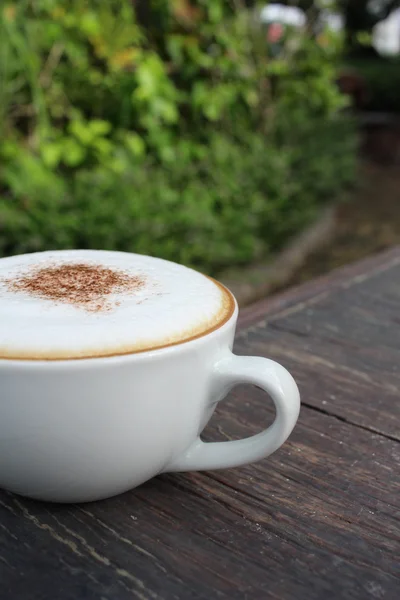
[0,250,233,359]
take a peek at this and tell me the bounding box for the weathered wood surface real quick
[1,249,400,600]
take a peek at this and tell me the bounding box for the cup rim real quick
[0,280,238,368]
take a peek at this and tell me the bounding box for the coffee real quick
[0,250,234,360]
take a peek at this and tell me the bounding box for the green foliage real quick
[0,0,357,273]
[0,117,356,273]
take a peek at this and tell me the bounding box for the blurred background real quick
[0,1,399,302]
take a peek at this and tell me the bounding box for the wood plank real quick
[238,247,400,330]
[1,396,399,599]
[236,250,400,439]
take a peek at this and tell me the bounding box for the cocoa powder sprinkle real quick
[5,263,146,312]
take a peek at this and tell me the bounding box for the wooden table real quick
[1,249,399,599]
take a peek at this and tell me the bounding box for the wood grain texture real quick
[237,248,400,439]
[238,246,400,330]
[1,248,400,599]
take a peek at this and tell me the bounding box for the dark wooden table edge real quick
[237,246,400,331]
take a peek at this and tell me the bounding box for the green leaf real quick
[41,142,63,168]
[80,10,100,37]
[89,119,112,136]
[93,137,113,156]
[62,138,86,166]
[123,133,145,157]
[69,120,93,145]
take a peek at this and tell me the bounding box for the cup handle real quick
[166,353,300,472]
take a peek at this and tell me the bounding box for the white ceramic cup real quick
[0,291,300,503]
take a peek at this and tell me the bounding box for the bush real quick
[0,1,357,274]
[0,116,356,274]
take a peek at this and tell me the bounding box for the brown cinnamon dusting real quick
[6,263,146,312]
